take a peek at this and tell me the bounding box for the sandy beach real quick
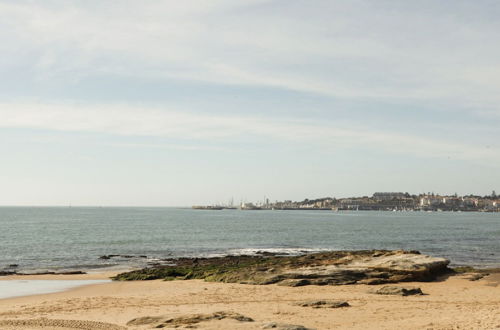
[0,271,499,330]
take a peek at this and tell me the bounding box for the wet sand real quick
[0,272,499,329]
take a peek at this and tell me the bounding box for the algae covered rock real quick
[113,250,450,287]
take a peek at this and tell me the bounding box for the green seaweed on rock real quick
[112,250,452,286]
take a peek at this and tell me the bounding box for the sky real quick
[0,0,499,206]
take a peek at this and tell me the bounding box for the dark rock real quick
[56,271,86,275]
[0,271,16,276]
[374,286,423,296]
[277,279,311,287]
[295,300,350,308]
[99,255,119,260]
[14,270,86,276]
[100,254,146,260]
[8,264,18,268]
[256,251,279,256]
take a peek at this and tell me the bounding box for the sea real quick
[1,207,499,273]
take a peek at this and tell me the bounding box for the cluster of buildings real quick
[237,191,500,212]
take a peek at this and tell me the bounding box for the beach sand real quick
[0,272,499,330]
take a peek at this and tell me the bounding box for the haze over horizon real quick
[1,1,499,206]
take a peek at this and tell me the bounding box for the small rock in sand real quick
[294,300,350,308]
[463,273,487,281]
[374,286,423,296]
[127,311,253,327]
[262,322,316,330]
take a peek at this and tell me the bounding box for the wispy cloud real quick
[1,101,498,163]
[1,1,500,111]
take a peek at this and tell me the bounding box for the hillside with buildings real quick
[198,191,500,212]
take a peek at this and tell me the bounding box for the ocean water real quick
[0,207,499,272]
[0,280,109,299]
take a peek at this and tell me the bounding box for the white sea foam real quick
[171,248,331,259]
[226,247,331,256]
[0,280,110,299]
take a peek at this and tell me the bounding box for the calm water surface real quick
[0,207,498,272]
[0,280,109,299]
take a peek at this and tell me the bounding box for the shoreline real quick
[3,246,499,278]
[0,270,120,281]
[3,258,500,278]
[0,250,497,304]
[0,279,111,300]
[2,250,499,301]
[0,271,120,301]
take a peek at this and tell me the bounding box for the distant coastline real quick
[194,191,500,212]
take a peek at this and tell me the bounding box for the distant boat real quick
[240,202,262,210]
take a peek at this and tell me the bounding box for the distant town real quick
[193,191,500,212]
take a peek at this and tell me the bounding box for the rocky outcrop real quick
[127,311,253,328]
[113,250,450,286]
[373,286,423,296]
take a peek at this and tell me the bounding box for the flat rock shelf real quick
[113,250,450,286]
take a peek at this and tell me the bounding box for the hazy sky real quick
[1,0,499,206]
